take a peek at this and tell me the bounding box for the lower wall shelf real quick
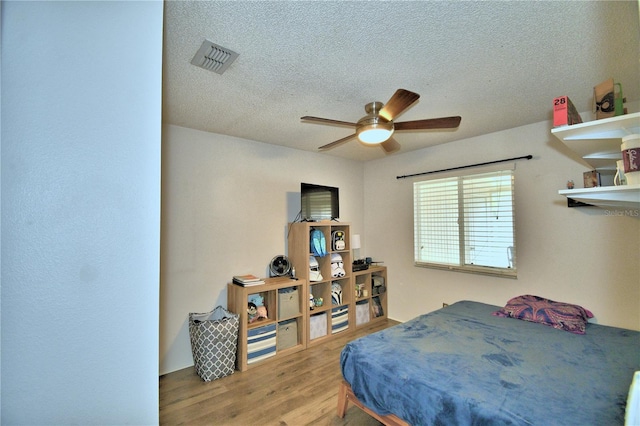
[559,184,640,208]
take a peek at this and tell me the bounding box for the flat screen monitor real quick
[301,183,339,221]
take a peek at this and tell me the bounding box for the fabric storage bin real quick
[278,287,299,319]
[277,319,298,350]
[331,306,349,334]
[247,323,277,364]
[356,300,370,326]
[188,306,239,381]
[309,312,327,340]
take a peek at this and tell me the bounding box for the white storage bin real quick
[309,312,327,340]
[356,301,370,326]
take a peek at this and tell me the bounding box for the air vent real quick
[191,40,239,75]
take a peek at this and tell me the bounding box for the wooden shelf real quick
[551,113,640,208]
[228,277,306,371]
[353,266,388,327]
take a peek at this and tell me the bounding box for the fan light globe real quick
[356,109,394,144]
[358,126,394,144]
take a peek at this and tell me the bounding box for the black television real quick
[300,183,339,221]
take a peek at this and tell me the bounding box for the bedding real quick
[340,301,640,425]
[492,294,593,334]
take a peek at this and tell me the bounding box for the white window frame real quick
[413,169,517,278]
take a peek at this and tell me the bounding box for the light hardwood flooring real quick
[160,319,399,425]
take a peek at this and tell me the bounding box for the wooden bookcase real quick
[288,221,353,346]
[227,276,307,371]
[353,266,388,328]
[226,222,391,370]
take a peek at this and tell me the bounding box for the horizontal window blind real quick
[414,170,516,278]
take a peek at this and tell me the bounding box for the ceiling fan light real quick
[358,127,394,144]
[356,115,394,144]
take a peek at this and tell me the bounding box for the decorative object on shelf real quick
[614,82,626,116]
[331,282,343,305]
[332,230,346,250]
[614,161,627,186]
[310,228,327,257]
[247,302,257,321]
[269,255,292,277]
[247,303,268,323]
[622,134,640,185]
[331,253,346,278]
[553,95,582,127]
[594,78,616,120]
[314,297,324,307]
[352,259,369,271]
[566,180,575,189]
[309,293,315,310]
[309,255,323,281]
[583,170,601,188]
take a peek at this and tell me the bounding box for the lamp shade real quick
[351,234,361,250]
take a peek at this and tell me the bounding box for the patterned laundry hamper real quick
[188,306,239,381]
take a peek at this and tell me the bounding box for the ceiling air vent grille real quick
[191,40,239,75]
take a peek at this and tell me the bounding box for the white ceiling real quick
[162,1,640,162]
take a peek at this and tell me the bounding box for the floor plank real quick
[160,319,399,425]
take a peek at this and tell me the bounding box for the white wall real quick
[364,116,640,331]
[160,124,365,374]
[1,2,162,424]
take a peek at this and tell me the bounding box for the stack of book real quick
[232,274,265,287]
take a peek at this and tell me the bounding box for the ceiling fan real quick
[301,89,461,154]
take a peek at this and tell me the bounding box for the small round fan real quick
[269,255,291,277]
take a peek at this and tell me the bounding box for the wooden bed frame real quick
[337,380,409,426]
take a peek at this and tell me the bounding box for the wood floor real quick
[160,319,400,426]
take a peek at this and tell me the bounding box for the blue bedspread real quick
[340,301,640,425]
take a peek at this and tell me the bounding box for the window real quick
[413,170,516,278]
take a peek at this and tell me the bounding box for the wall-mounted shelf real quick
[551,112,640,171]
[559,185,640,208]
[551,112,640,208]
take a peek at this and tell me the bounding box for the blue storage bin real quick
[247,323,276,364]
[331,306,349,334]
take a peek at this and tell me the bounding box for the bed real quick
[339,299,640,425]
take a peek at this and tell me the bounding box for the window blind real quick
[413,170,516,278]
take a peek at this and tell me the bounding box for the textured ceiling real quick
[162,1,640,162]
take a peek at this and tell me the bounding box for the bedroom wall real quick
[2,1,162,423]
[160,124,365,375]
[364,111,640,331]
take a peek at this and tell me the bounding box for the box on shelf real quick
[594,78,615,120]
[278,287,299,319]
[553,95,583,127]
[247,323,276,364]
[277,319,298,351]
[356,300,370,326]
[583,170,601,188]
[309,312,327,340]
[331,306,349,334]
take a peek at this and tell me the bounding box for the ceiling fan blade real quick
[301,116,357,128]
[395,116,462,131]
[318,133,357,151]
[379,89,420,121]
[380,137,401,154]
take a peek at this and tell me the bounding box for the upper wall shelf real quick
[551,112,640,209]
[551,112,640,171]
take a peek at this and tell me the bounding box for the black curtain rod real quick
[396,155,533,180]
